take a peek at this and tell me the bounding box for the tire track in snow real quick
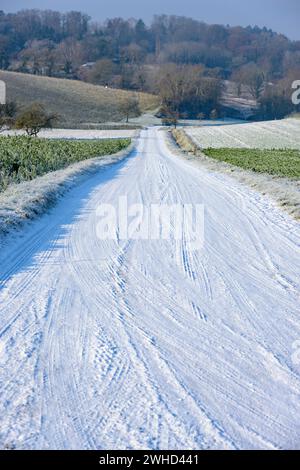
[0,127,300,449]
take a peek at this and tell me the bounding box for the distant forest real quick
[0,10,299,119]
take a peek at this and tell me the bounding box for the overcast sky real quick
[1,0,299,40]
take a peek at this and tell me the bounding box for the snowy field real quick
[2,129,137,140]
[186,118,300,149]
[0,128,299,450]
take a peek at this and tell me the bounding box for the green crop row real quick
[203,148,300,179]
[0,136,131,192]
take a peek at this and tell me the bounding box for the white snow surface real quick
[186,118,300,149]
[2,129,136,140]
[0,128,300,450]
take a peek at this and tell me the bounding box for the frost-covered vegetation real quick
[172,126,300,218]
[0,136,130,192]
[203,148,300,178]
[186,119,300,149]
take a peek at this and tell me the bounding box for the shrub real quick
[15,103,58,137]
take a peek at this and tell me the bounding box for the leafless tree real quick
[118,95,141,123]
[15,103,58,136]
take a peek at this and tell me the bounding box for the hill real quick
[0,71,159,128]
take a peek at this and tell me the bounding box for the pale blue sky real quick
[1,0,299,40]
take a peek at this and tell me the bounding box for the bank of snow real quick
[0,140,135,244]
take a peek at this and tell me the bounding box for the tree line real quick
[0,9,299,120]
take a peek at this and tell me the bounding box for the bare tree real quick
[258,85,294,120]
[17,40,57,76]
[56,39,84,75]
[158,64,221,119]
[118,95,141,123]
[239,64,265,100]
[87,59,116,86]
[15,103,58,137]
[231,70,244,97]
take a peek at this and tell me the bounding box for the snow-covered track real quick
[0,128,299,450]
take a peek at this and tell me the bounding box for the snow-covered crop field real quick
[2,129,137,140]
[186,119,300,149]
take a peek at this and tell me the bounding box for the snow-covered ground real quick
[2,129,137,140]
[186,118,300,149]
[0,128,300,450]
[127,113,243,128]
